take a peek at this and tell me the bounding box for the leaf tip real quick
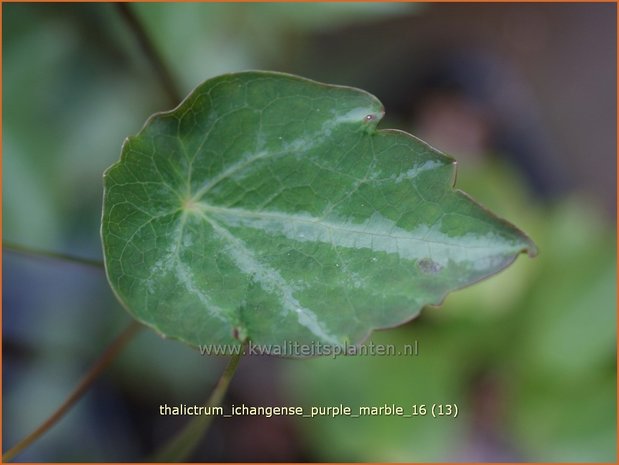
[523,238,539,258]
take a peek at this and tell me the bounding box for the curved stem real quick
[115,3,182,107]
[3,241,104,269]
[152,351,244,462]
[3,321,142,462]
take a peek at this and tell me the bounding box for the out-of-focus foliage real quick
[134,3,415,90]
[3,2,615,462]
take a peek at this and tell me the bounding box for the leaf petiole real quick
[151,349,244,462]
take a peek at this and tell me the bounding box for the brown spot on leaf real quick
[418,258,442,274]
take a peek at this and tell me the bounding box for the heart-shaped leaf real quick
[101,71,536,351]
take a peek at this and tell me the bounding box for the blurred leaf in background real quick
[132,2,416,91]
[3,2,616,462]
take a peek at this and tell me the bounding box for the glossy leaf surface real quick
[101,71,536,350]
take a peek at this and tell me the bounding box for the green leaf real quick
[101,71,536,350]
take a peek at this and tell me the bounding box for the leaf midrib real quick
[188,201,513,252]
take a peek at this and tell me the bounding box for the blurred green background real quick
[3,2,616,462]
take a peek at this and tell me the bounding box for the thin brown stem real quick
[3,321,142,462]
[115,3,182,107]
[3,241,104,269]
